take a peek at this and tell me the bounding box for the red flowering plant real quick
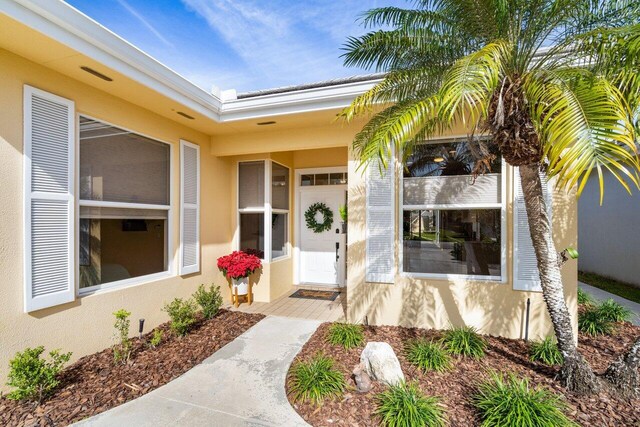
[217,251,262,280]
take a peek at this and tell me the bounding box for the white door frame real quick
[294,167,348,286]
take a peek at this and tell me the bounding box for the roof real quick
[237,74,386,99]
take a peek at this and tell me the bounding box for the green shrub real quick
[529,337,564,366]
[597,299,632,323]
[577,288,594,306]
[578,306,614,336]
[163,298,198,336]
[193,284,223,320]
[149,329,163,348]
[6,346,72,403]
[289,354,346,405]
[442,326,486,359]
[406,339,452,373]
[375,382,446,427]
[327,322,364,349]
[474,372,576,427]
[112,309,132,364]
[338,205,348,222]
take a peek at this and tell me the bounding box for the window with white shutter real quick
[365,157,395,283]
[513,167,552,292]
[23,85,75,312]
[400,140,504,279]
[180,140,200,275]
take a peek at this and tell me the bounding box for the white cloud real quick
[115,0,175,48]
[180,0,374,91]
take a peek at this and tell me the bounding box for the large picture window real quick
[78,116,170,291]
[238,160,290,261]
[401,139,504,279]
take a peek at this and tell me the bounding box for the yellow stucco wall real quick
[346,149,578,340]
[0,49,234,384]
[211,126,355,157]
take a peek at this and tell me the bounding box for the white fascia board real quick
[4,0,222,120]
[219,79,383,122]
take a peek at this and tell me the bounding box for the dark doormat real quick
[289,289,341,301]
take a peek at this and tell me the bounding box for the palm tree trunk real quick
[519,163,600,394]
[604,336,640,397]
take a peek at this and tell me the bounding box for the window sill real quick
[400,272,506,283]
[78,271,175,297]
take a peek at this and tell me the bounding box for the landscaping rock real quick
[360,342,404,386]
[352,362,372,393]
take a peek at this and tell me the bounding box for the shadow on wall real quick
[347,170,576,340]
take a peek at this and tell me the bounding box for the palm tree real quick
[342,0,640,395]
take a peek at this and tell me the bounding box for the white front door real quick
[299,186,347,286]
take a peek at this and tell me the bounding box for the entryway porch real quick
[227,286,346,322]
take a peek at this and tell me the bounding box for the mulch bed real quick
[0,309,264,427]
[287,320,640,427]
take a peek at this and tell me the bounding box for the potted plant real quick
[217,251,262,296]
[339,205,348,234]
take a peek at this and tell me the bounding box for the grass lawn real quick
[578,271,640,304]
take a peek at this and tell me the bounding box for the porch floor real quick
[226,287,346,322]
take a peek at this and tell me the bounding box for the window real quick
[238,160,290,261]
[271,213,288,259]
[401,139,503,279]
[78,116,170,290]
[238,161,265,258]
[300,172,347,186]
[271,162,290,259]
[239,212,264,257]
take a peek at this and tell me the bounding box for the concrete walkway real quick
[76,316,320,427]
[579,281,640,325]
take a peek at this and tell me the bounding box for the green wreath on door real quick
[304,202,334,233]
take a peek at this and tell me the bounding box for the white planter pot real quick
[232,277,249,295]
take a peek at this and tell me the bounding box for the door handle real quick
[335,242,340,262]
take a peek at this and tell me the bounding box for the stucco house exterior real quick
[0,0,578,382]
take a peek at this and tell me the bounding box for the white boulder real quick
[360,342,404,386]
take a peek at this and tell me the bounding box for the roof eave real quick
[5,0,223,120]
[220,78,382,122]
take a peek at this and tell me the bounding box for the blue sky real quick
[65,0,405,93]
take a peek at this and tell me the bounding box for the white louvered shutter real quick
[180,140,200,275]
[23,86,75,312]
[513,167,552,291]
[365,157,395,283]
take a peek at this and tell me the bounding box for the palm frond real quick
[524,69,639,203]
[341,67,445,120]
[342,27,471,72]
[565,24,640,132]
[359,6,453,32]
[431,0,507,41]
[352,96,441,170]
[438,41,510,126]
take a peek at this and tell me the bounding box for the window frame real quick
[398,137,507,283]
[76,114,174,296]
[236,159,291,263]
